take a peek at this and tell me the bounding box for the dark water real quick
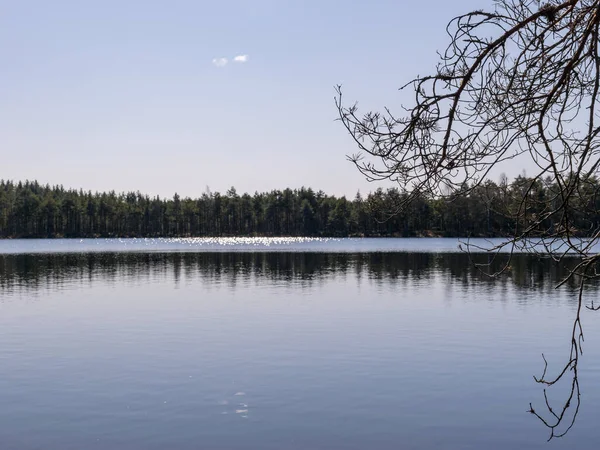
[1,241,600,449]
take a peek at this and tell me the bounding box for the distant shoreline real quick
[0,178,589,240]
[0,232,513,240]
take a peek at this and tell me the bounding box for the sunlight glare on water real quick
[1,237,598,255]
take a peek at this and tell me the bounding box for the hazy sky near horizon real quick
[2,0,515,198]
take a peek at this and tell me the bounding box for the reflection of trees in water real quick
[0,252,596,296]
[2,250,598,438]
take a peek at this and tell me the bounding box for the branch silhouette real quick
[337,0,600,439]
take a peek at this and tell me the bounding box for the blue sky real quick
[2,0,498,198]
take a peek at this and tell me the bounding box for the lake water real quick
[1,238,600,449]
[0,236,584,254]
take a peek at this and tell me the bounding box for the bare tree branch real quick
[336,0,600,439]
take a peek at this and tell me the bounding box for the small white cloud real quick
[233,55,249,63]
[212,57,228,67]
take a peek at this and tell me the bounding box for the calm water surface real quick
[0,236,568,254]
[1,239,600,449]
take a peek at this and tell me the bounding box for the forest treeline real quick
[0,176,599,238]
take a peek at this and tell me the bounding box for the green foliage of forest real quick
[1,176,599,238]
